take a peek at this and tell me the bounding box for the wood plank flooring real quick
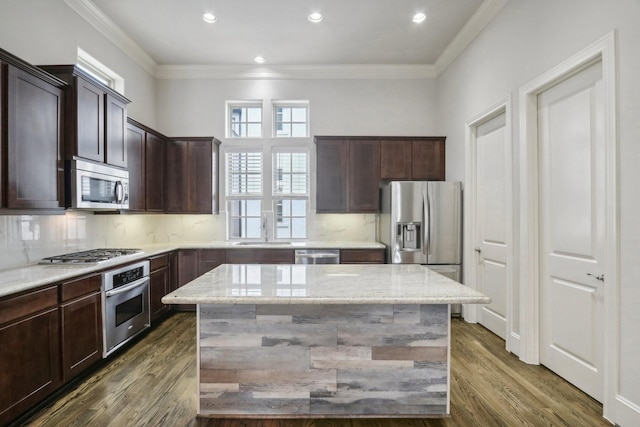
[20,313,611,427]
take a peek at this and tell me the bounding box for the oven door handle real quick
[105,278,148,297]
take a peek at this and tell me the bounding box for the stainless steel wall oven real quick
[102,260,150,357]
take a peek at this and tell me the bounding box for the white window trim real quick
[225,100,264,139]
[77,48,125,93]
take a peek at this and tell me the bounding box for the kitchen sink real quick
[233,242,292,246]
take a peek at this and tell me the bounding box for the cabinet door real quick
[380,139,412,180]
[316,139,348,212]
[149,266,170,322]
[348,139,380,212]
[60,292,103,381]
[0,286,60,426]
[145,132,166,212]
[126,123,146,211]
[76,77,105,163]
[198,249,226,275]
[176,249,199,312]
[187,140,212,213]
[169,251,178,293]
[178,249,199,287]
[412,139,445,180]
[105,94,127,168]
[165,140,188,212]
[59,274,102,381]
[6,65,64,210]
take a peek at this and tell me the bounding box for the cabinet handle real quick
[474,247,482,253]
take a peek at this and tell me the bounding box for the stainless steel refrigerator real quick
[378,181,463,315]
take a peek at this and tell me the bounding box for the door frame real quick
[464,96,517,354]
[518,31,618,420]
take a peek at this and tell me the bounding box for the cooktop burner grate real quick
[40,248,142,264]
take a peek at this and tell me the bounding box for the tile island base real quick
[198,303,449,418]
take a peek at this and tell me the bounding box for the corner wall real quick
[436,1,640,424]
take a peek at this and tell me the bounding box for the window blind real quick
[226,152,262,195]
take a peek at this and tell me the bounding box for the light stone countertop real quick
[162,263,490,305]
[0,241,384,298]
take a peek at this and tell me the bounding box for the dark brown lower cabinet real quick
[198,249,226,275]
[0,287,61,426]
[59,274,103,382]
[225,249,295,264]
[175,249,199,311]
[149,254,171,321]
[340,249,385,264]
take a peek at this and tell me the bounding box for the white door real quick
[474,112,509,339]
[538,60,605,402]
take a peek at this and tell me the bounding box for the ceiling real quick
[67,0,507,78]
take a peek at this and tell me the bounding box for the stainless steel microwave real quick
[69,159,129,210]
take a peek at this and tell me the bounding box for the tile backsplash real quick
[0,212,377,271]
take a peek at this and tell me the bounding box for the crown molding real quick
[434,0,510,76]
[64,0,157,76]
[155,64,437,80]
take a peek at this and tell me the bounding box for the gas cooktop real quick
[40,248,142,264]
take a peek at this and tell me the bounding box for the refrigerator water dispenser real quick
[397,222,421,250]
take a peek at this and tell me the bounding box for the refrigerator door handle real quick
[423,188,431,257]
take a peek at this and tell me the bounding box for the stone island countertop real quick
[162,263,490,305]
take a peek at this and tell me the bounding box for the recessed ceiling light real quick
[202,13,216,23]
[308,12,323,23]
[412,12,426,23]
[254,56,266,64]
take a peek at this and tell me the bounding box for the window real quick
[226,151,263,239]
[77,48,125,93]
[227,102,262,138]
[224,100,311,241]
[274,102,309,137]
[273,151,309,239]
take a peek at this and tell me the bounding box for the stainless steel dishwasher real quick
[294,249,340,264]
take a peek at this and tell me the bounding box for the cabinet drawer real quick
[60,274,102,303]
[149,253,170,271]
[340,249,385,264]
[0,286,58,325]
[225,249,295,264]
[199,249,226,262]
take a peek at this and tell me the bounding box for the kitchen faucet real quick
[262,214,268,242]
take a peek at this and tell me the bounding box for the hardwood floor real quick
[20,313,610,427]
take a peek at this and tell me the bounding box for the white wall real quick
[156,78,439,137]
[0,0,156,126]
[437,0,640,424]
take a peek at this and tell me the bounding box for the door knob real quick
[474,247,481,253]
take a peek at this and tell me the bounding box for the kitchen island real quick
[162,263,490,418]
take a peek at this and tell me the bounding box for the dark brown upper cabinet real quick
[39,65,130,168]
[145,132,166,212]
[315,137,380,213]
[126,119,167,212]
[380,139,412,180]
[166,137,220,214]
[380,137,446,181]
[1,48,66,212]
